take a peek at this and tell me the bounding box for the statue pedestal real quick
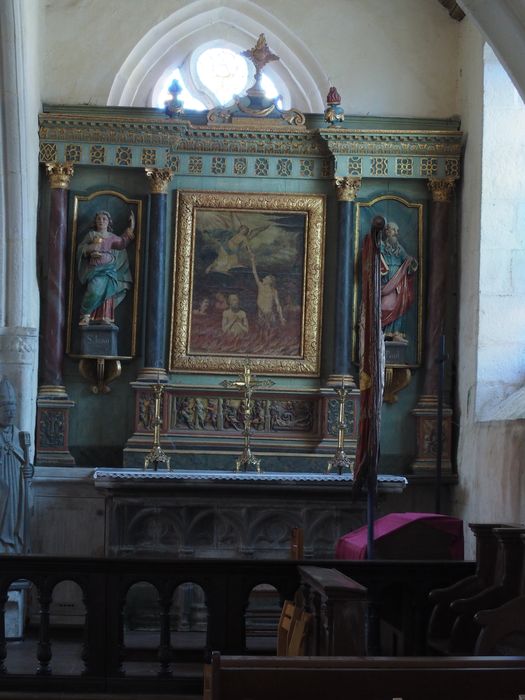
[80,323,118,356]
[385,340,409,365]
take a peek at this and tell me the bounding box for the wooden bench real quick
[203,652,525,700]
[298,565,367,655]
[428,525,525,654]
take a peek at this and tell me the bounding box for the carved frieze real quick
[165,395,315,434]
[108,497,366,559]
[39,109,463,180]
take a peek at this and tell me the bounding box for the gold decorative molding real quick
[326,373,357,389]
[145,168,174,194]
[45,162,74,189]
[170,191,325,376]
[334,177,361,202]
[39,112,462,161]
[137,367,169,383]
[383,367,412,404]
[79,358,121,395]
[427,177,456,202]
[37,384,68,400]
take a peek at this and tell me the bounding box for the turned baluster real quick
[158,588,173,677]
[0,589,7,674]
[36,585,52,675]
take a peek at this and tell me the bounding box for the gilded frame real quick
[66,190,143,359]
[169,191,326,375]
[353,194,424,367]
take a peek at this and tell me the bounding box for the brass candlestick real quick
[221,365,274,473]
[327,378,354,475]
[144,379,171,471]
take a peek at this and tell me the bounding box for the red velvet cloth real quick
[336,512,464,560]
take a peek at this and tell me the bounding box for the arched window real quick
[154,46,283,111]
[107,2,325,111]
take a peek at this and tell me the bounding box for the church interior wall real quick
[453,18,525,554]
[41,0,460,119]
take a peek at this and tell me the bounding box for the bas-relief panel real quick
[108,497,365,559]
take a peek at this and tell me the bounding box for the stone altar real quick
[94,469,407,559]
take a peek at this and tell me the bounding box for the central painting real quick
[170,191,325,375]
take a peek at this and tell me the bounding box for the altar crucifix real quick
[221,366,275,473]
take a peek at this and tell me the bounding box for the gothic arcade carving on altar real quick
[354,195,423,368]
[170,191,325,375]
[66,190,143,359]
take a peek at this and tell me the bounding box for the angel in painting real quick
[204,212,269,275]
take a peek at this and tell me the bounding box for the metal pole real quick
[435,334,446,514]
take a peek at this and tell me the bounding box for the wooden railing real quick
[0,555,475,695]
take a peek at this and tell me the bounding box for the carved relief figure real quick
[77,210,135,326]
[380,221,418,342]
[0,376,33,554]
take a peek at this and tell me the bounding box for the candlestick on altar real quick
[327,377,354,475]
[144,377,171,471]
[220,365,275,473]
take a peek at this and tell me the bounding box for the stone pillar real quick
[137,168,173,382]
[327,177,361,387]
[0,0,41,448]
[412,177,456,473]
[35,163,75,466]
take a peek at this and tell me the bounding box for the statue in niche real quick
[77,210,135,327]
[380,221,418,343]
[0,376,33,554]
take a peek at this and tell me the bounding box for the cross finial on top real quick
[242,34,279,83]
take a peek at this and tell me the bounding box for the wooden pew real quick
[203,652,525,700]
[299,565,367,655]
[475,533,525,655]
[427,523,507,654]
[427,524,525,654]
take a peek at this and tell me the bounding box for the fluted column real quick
[327,177,361,387]
[412,177,456,473]
[138,168,173,382]
[35,162,75,466]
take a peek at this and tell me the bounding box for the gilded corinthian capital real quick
[45,162,74,189]
[334,177,361,202]
[427,177,455,203]
[145,168,174,194]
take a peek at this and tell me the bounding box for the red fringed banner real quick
[353,215,385,494]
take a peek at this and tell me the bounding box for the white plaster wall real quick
[40,0,460,118]
[475,46,525,419]
[454,23,525,556]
